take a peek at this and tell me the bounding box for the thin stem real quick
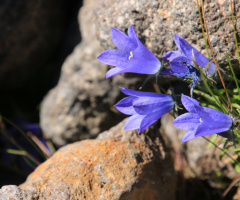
[231,0,240,67]
[200,0,232,107]
[203,136,240,165]
[226,53,240,97]
[2,116,47,160]
[197,0,210,58]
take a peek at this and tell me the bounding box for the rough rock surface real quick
[40,0,147,146]
[12,119,176,200]
[0,0,68,91]
[40,0,240,146]
[0,185,34,200]
[96,0,240,66]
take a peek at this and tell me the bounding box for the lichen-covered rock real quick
[40,0,240,146]
[18,119,176,200]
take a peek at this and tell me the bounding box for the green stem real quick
[197,0,210,58]
[2,116,47,160]
[226,53,240,97]
[203,136,240,165]
[231,0,240,68]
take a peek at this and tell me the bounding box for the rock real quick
[17,119,176,200]
[40,0,148,146]
[160,113,237,199]
[96,0,240,66]
[0,0,68,92]
[40,0,240,146]
[0,185,34,200]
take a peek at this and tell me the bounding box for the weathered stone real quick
[40,0,240,146]
[40,0,148,146]
[96,0,240,66]
[0,185,35,200]
[161,113,237,185]
[18,119,176,200]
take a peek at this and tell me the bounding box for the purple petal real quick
[127,25,137,40]
[115,96,137,115]
[182,130,197,143]
[106,67,126,78]
[125,44,161,74]
[195,123,231,137]
[194,106,232,136]
[169,56,191,75]
[133,96,174,115]
[175,34,194,59]
[174,34,216,76]
[162,50,183,61]
[181,94,200,113]
[139,111,166,133]
[207,62,217,77]
[98,49,128,68]
[124,114,145,130]
[173,113,200,131]
[111,27,137,52]
[120,87,167,98]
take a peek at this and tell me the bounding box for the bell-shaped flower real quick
[115,87,174,133]
[162,34,216,88]
[98,25,161,78]
[173,94,232,143]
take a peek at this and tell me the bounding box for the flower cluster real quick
[162,34,216,88]
[98,25,233,143]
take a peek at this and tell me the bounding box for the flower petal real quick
[173,113,200,131]
[207,62,217,77]
[195,122,231,137]
[139,111,166,133]
[124,114,145,130]
[115,96,137,115]
[162,50,184,61]
[98,49,128,68]
[133,96,174,115]
[106,67,126,78]
[120,87,167,98]
[194,106,232,136]
[181,94,200,113]
[182,130,197,143]
[169,56,191,75]
[174,34,216,76]
[174,34,194,59]
[125,45,161,74]
[111,27,137,52]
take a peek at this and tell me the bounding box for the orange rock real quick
[18,120,176,200]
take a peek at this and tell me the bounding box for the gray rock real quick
[40,0,240,146]
[0,185,35,200]
[40,0,147,146]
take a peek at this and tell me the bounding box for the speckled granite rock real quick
[40,0,147,146]
[16,119,176,200]
[40,0,240,146]
[0,185,35,200]
[96,0,240,66]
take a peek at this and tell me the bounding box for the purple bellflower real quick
[173,94,232,143]
[98,25,161,78]
[115,87,174,133]
[162,34,216,88]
